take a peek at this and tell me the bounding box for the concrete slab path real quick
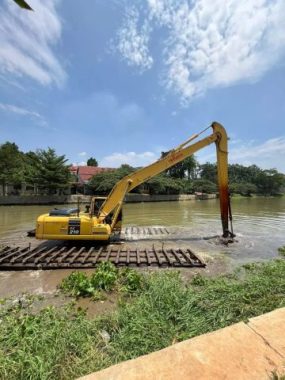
[79,308,285,380]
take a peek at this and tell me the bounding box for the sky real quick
[0,0,285,171]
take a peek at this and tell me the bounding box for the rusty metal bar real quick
[46,246,67,264]
[0,245,205,270]
[0,246,29,263]
[92,247,103,264]
[81,247,94,263]
[153,247,162,266]
[170,248,183,265]
[105,247,112,261]
[34,246,59,264]
[22,247,47,264]
[70,247,86,264]
[136,248,140,265]
[145,249,151,265]
[59,246,77,263]
[115,248,121,264]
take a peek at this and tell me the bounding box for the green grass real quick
[0,259,285,379]
[278,246,285,257]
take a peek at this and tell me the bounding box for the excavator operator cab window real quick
[92,197,107,216]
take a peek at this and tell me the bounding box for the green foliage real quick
[229,182,257,196]
[255,169,285,195]
[90,261,118,291]
[1,260,285,379]
[192,179,217,193]
[146,174,184,195]
[199,162,217,183]
[32,148,71,194]
[89,165,134,194]
[87,157,98,167]
[118,268,144,293]
[278,246,285,257]
[59,262,143,297]
[2,139,284,197]
[200,162,285,196]
[181,179,194,194]
[0,142,24,194]
[160,153,198,179]
[0,305,110,379]
[60,272,95,297]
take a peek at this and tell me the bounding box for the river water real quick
[0,197,284,299]
[0,197,284,261]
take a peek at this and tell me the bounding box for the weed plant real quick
[0,259,284,379]
[59,262,143,297]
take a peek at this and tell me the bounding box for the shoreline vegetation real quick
[0,142,284,199]
[0,258,284,379]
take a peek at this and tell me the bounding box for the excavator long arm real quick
[98,122,232,237]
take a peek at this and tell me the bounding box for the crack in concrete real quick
[246,323,284,359]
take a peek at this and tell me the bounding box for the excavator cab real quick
[89,196,107,217]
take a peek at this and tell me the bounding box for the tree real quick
[87,157,98,167]
[89,165,134,194]
[161,152,198,179]
[146,174,184,194]
[229,182,257,196]
[255,169,285,195]
[0,142,24,195]
[24,151,39,184]
[182,156,198,180]
[32,148,71,194]
[192,179,217,194]
[199,162,217,183]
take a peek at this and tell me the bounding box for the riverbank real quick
[0,259,284,379]
[0,193,217,205]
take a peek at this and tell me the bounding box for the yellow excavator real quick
[36,122,234,241]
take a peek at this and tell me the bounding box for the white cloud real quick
[72,161,86,166]
[0,102,47,127]
[116,0,285,104]
[116,6,153,70]
[0,0,66,86]
[78,152,87,157]
[230,137,285,171]
[197,135,285,172]
[100,151,157,167]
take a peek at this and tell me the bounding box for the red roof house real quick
[70,166,114,184]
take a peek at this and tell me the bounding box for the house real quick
[70,166,114,194]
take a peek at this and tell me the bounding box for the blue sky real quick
[0,0,285,171]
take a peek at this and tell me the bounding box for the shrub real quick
[59,272,94,297]
[90,261,118,291]
[118,268,144,293]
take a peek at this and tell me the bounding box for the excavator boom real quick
[35,122,233,240]
[98,122,231,237]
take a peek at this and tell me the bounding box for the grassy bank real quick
[0,259,285,379]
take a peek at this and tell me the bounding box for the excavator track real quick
[0,244,205,270]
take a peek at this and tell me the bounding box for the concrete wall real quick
[0,195,69,205]
[0,193,217,206]
[125,193,217,202]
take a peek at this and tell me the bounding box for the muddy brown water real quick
[0,197,284,306]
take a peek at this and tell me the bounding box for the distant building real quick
[70,166,114,194]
